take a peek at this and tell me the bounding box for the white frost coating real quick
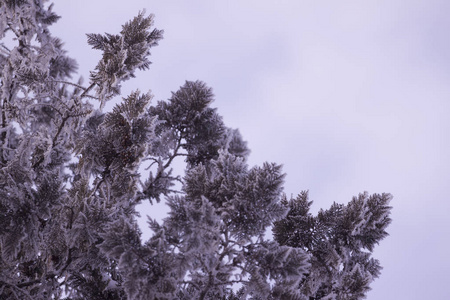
[0,4,392,299]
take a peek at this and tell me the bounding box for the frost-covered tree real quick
[0,1,392,299]
[272,191,392,299]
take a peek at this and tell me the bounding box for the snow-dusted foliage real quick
[0,1,392,299]
[273,191,392,299]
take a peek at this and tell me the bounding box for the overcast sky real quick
[52,1,450,299]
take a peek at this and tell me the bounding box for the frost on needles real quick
[0,1,392,299]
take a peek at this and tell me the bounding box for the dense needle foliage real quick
[0,1,392,299]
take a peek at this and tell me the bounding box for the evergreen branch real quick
[51,113,70,146]
[0,7,392,299]
[1,281,34,300]
[0,81,15,166]
[141,134,184,201]
[6,23,22,40]
[81,94,100,100]
[0,43,11,54]
[57,248,74,276]
[32,103,90,169]
[144,157,158,170]
[80,83,95,99]
[164,188,183,194]
[27,103,64,117]
[181,280,199,290]
[50,80,87,91]
[162,140,183,170]
[31,113,70,169]
[89,169,108,197]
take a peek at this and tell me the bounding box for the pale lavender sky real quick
[52,1,450,299]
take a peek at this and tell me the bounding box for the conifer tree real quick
[0,1,392,299]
